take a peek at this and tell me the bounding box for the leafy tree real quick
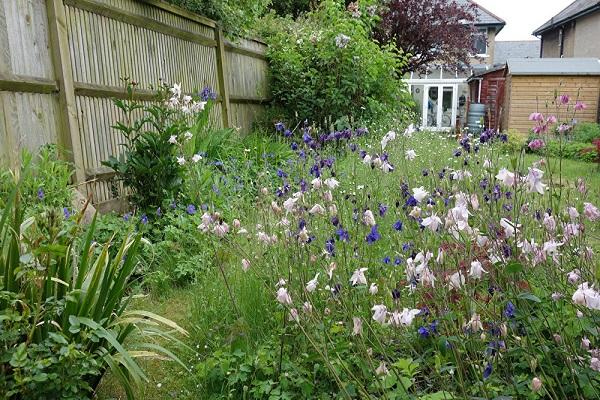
[269,0,318,17]
[376,0,479,75]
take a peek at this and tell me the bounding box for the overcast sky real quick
[474,0,575,41]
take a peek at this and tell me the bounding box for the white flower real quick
[323,191,333,202]
[352,317,362,336]
[390,308,421,327]
[405,149,417,160]
[182,95,192,104]
[309,204,326,215]
[289,308,299,322]
[526,168,546,194]
[567,269,580,284]
[363,210,376,226]
[422,213,442,232]
[469,260,488,280]
[306,273,319,292]
[303,301,313,314]
[567,206,579,221]
[572,282,600,310]
[276,287,293,305]
[496,168,515,187]
[543,213,556,232]
[465,313,483,332]
[583,202,600,221]
[371,304,387,325]
[283,197,298,213]
[176,156,186,165]
[192,153,202,163]
[375,361,389,376]
[381,130,396,149]
[298,227,310,243]
[363,154,372,164]
[350,268,368,286]
[184,131,193,140]
[369,283,378,295]
[311,178,322,189]
[542,240,562,257]
[483,159,492,168]
[448,271,465,290]
[335,33,350,48]
[409,206,421,218]
[421,267,436,287]
[412,187,429,202]
[170,83,182,98]
[500,218,520,238]
[168,135,178,144]
[213,222,229,237]
[241,259,251,272]
[324,177,339,189]
[403,124,416,137]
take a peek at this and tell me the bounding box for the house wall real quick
[540,22,576,58]
[573,12,600,57]
[506,75,600,133]
[470,27,497,65]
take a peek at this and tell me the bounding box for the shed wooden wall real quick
[504,75,600,133]
[0,0,269,211]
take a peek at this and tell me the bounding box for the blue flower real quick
[483,363,493,380]
[156,207,162,217]
[277,169,287,178]
[187,204,197,215]
[504,301,516,319]
[366,225,380,244]
[336,228,349,242]
[291,142,298,151]
[405,196,417,207]
[37,188,44,200]
[325,238,336,256]
[63,207,71,219]
[402,242,412,252]
[283,129,292,138]
[394,257,403,265]
[140,214,148,225]
[123,212,132,222]
[418,326,430,338]
[379,203,388,217]
[393,220,403,231]
[275,122,285,132]
[382,256,391,264]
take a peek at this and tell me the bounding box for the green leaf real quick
[506,261,523,274]
[518,292,541,303]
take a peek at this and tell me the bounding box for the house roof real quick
[507,57,600,75]
[533,0,600,36]
[493,41,540,64]
[456,0,506,30]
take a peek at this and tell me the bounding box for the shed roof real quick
[533,0,600,36]
[507,58,600,76]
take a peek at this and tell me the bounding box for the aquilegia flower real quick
[350,268,368,286]
[366,225,381,244]
[371,304,387,325]
[306,273,319,292]
[496,168,515,187]
[276,287,293,305]
[405,149,417,160]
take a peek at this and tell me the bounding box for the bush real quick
[0,179,187,399]
[527,139,599,163]
[573,122,600,143]
[499,129,527,154]
[265,0,411,128]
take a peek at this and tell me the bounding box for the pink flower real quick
[575,101,587,111]
[533,124,548,134]
[529,112,544,122]
[547,115,557,124]
[528,139,545,150]
[558,94,570,105]
[584,202,600,221]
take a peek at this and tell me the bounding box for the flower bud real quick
[531,377,542,392]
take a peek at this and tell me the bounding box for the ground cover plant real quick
[91,91,600,399]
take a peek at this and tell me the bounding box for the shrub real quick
[265,0,411,128]
[499,129,527,154]
[0,179,187,399]
[573,122,600,143]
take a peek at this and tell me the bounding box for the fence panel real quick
[0,0,269,211]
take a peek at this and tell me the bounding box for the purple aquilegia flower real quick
[504,301,516,318]
[63,207,71,219]
[418,326,430,338]
[199,86,218,101]
[366,225,380,244]
[336,228,349,242]
[558,94,570,105]
[186,204,197,215]
[575,101,587,111]
[528,139,545,150]
[123,212,132,222]
[379,203,388,217]
[275,122,285,132]
[37,188,44,200]
[140,214,148,225]
[483,363,493,379]
[393,220,403,231]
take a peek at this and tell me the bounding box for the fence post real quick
[215,25,231,128]
[46,0,85,184]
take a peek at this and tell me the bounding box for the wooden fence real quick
[0,0,269,211]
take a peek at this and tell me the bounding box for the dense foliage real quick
[376,0,479,74]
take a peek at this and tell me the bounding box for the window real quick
[473,28,488,55]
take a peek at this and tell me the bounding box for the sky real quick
[474,0,575,41]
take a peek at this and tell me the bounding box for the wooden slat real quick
[64,0,217,47]
[139,0,217,29]
[224,42,266,60]
[215,25,231,128]
[0,74,58,94]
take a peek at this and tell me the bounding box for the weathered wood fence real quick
[0,0,269,211]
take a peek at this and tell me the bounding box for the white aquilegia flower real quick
[465,313,483,332]
[176,156,186,165]
[363,210,376,226]
[526,167,546,194]
[369,283,378,295]
[469,260,488,280]
[567,269,580,284]
[276,287,293,305]
[352,317,363,336]
[448,271,465,290]
[168,135,178,144]
[170,83,182,98]
[311,178,322,189]
[309,204,326,215]
[496,168,515,187]
[405,149,417,160]
[324,177,340,190]
[380,130,396,150]
[572,282,600,310]
[422,213,442,232]
[412,187,429,203]
[371,304,387,325]
[306,273,319,292]
[500,218,520,238]
[375,361,389,376]
[350,268,368,286]
[584,202,600,221]
[390,308,421,327]
[184,131,193,140]
[192,153,202,163]
[403,124,416,137]
[283,197,298,213]
[566,206,579,221]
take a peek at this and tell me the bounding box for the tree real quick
[376,0,479,75]
[269,0,319,17]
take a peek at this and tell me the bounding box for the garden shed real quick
[467,66,506,130]
[501,57,600,133]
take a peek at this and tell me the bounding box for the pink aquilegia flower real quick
[529,112,544,122]
[572,283,600,310]
[241,259,251,272]
[584,202,600,221]
[575,101,588,111]
[276,287,293,305]
[547,115,558,124]
[528,139,545,150]
[558,94,570,105]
